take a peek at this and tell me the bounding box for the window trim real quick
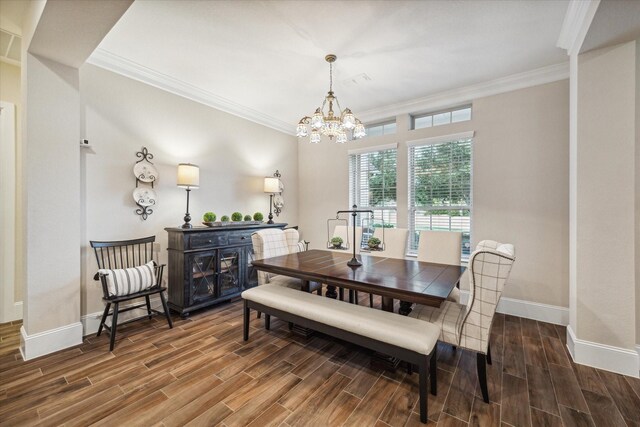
[411,105,472,130]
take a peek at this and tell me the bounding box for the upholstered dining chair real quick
[367,227,409,259]
[417,230,463,302]
[90,236,173,351]
[251,228,322,319]
[409,240,515,403]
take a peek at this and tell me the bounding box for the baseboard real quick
[20,322,83,361]
[81,296,162,336]
[566,325,640,378]
[459,291,569,325]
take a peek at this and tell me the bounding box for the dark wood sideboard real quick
[165,222,287,317]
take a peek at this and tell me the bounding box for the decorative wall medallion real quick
[134,146,157,220]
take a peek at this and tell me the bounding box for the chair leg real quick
[265,314,271,330]
[418,358,428,423]
[145,295,152,319]
[288,322,293,331]
[369,293,374,308]
[109,302,119,352]
[487,342,492,365]
[477,353,489,403]
[257,311,262,319]
[339,287,344,301]
[430,345,438,396]
[243,301,250,341]
[159,291,173,329]
[97,303,110,337]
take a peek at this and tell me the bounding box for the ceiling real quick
[93,0,570,133]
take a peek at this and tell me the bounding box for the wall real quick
[298,80,569,309]
[0,61,22,304]
[80,64,298,317]
[576,41,636,349]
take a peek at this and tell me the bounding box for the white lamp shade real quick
[263,177,280,193]
[177,163,200,188]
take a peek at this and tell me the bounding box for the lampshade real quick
[177,163,200,189]
[263,177,280,193]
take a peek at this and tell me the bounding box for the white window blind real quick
[349,148,397,227]
[408,137,472,258]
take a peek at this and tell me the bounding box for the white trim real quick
[566,325,639,378]
[87,49,296,136]
[459,291,569,326]
[20,322,83,360]
[81,296,162,336]
[407,131,475,147]
[637,345,640,375]
[0,101,19,323]
[89,48,568,135]
[556,0,601,56]
[347,142,398,156]
[358,63,569,124]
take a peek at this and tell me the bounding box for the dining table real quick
[251,249,465,315]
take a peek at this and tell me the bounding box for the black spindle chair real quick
[90,236,173,351]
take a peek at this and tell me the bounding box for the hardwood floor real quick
[1,295,639,426]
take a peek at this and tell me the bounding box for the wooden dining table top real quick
[251,249,465,308]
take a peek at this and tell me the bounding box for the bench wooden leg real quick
[265,314,271,330]
[419,358,428,423]
[430,346,437,396]
[487,342,492,365]
[243,301,250,341]
[109,302,119,352]
[97,303,110,337]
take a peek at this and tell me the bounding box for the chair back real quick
[416,230,462,265]
[369,227,409,259]
[252,229,290,285]
[332,225,363,252]
[284,228,307,253]
[90,236,159,298]
[91,236,156,271]
[459,240,515,354]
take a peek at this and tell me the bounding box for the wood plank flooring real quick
[1,294,640,426]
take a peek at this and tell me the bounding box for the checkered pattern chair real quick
[409,240,515,403]
[417,230,463,303]
[251,228,322,319]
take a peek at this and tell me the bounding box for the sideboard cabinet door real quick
[165,223,287,317]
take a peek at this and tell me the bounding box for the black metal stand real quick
[336,205,373,267]
[182,188,192,229]
[267,194,274,224]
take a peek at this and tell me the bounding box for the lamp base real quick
[182,211,192,229]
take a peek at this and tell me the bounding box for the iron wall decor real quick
[133,147,156,220]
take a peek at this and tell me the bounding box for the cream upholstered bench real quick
[242,284,441,424]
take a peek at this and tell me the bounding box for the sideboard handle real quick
[241,236,246,240]
[207,239,212,243]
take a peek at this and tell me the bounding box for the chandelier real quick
[296,54,366,144]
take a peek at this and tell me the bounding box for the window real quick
[365,120,397,137]
[349,146,397,227]
[412,106,471,130]
[408,134,472,259]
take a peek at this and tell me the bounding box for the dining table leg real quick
[381,296,395,312]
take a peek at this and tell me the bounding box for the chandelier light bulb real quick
[342,109,356,130]
[311,109,324,130]
[310,131,321,144]
[296,122,308,137]
[296,55,366,144]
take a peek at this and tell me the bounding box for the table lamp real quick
[263,177,280,224]
[177,163,199,228]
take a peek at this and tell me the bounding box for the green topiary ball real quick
[244,215,252,221]
[253,212,264,222]
[231,212,243,221]
[202,212,216,222]
[220,215,230,222]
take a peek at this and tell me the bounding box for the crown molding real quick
[87,49,296,135]
[556,0,600,56]
[357,62,569,124]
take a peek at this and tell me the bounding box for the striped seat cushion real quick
[98,260,156,297]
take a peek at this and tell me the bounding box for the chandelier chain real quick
[329,61,333,93]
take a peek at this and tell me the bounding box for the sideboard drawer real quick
[228,230,253,245]
[189,233,228,249]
